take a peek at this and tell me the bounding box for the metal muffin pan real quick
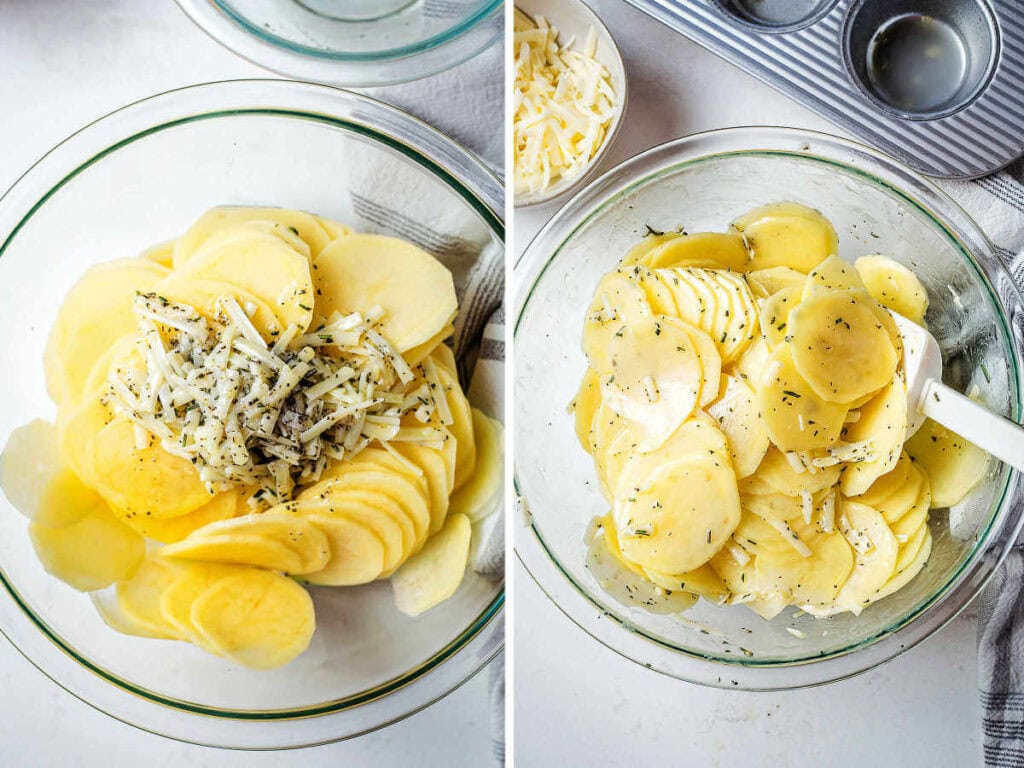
[622,0,1024,178]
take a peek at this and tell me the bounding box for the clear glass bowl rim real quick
[514,125,1024,691]
[0,79,504,745]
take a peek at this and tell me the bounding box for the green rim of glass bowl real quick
[211,0,503,62]
[515,141,1020,675]
[0,105,503,720]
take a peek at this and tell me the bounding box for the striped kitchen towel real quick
[938,158,1024,768]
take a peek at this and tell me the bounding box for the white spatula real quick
[891,310,1024,472]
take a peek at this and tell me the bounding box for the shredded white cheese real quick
[768,519,812,558]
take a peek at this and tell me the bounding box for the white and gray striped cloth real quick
[939,160,1024,768]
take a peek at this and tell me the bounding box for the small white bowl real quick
[513,0,628,207]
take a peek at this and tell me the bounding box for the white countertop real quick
[513,1,982,765]
[0,2,495,765]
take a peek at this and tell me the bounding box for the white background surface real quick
[0,2,497,766]
[513,1,982,766]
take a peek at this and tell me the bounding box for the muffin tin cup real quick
[624,0,1024,178]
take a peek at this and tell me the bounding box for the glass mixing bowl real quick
[514,126,1024,690]
[174,0,502,86]
[0,79,503,747]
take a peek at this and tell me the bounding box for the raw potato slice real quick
[176,235,314,334]
[827,501,898,616]
[430,343,458,380]
[126,489,243,543]
[633,266,678,316]
[391,513,472,617]
[58,396,112,487]
[158,561,236,644]
[116,556,186,637]
[154,275,283,340]
[30,507,145,592]
[190,569,315,670]
[600,315,705,452]
[850,451,914,508]
[162,510,330,574]
[314,234,456,352]
[80,334,138,402]
[643,563,729,602]
[731,202,838,273]
[706,375,770,478]
[186,222,312,262]
[571,367,602,452]
[906,418,990,508]
[855,255,929,324]
[89,418,212,519]
[140,240,175,268]
[615,456,740,574]
[891,479,930,537]
[802,254,865,298]
[729,335,770,386]
[746,267,805,297]
[44,259,169,409]
[757,517,854,608]
[751,447,841,496]
[716,270,760,361]
[344,449,432,540]
[315,215,353,241]
[92,589,174,640]
[788,289,898,404]
[741,488,821,522]
[173,206,331,263]
[642,231,749,271]
[839,373,908,496]
[301,478,416,559]
[747,594,789,620]
[759,285,801,348]
[874,530,932,602]
[1,420,92,526]
[391,442,453,534]
[436,364,477,491]
[894,519,929,573]
[320,467,429,549]
[449,409,503,523]
[403,322,455,367]
[618,232,683,266]
[582,269,652,373]
[757,345,848,452]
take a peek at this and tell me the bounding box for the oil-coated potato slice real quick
[173,206,330,263]
[708,547,757,599]
[89,418,212,519]
[571,367,602,452]
[681,269,726,347]
[643,563,729,603]
[615,456,740,574]
[126,489,243,543]
[391,442,453,534]
[757,345,848,452]
[747,594,790,620]
[391,513,472,617]
[828,501,898,616]
[849,451,914,509]
[757,517,854,609]
[582,268,652,373]
[801,255,865,299]
[631,266,678,316]
[154,275,283,341]
[116,556,187,638]
[618,233,683,267]
[839,373,908,496]
[789,289,898,404]
[872,529,932,604]
[706,375,770,478]
[44,259,168,409]
[435,364,477,491]
[600,315,705,452]
[163,510,330,574]
[855,255,929,325]
[30,506,145,592]
[753,447,842,496]
[315,215,353,241]
[746,267,805,298]
[190,569,315,670]
[759,285,801,349]
[314,234,456,352]
[716,270,760,362]
[731,201,838,273]
[728,335,770,386]
[890,482,930,540]
[905,418,989,508]
[176,235,314,334]
[893,518,929,573]
[449,409,503,523]
[741,489,818,521]
[641,231,750,271]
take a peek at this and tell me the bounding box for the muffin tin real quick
[623,0,1024,178]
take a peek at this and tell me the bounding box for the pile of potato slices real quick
[572,201,989,620]
[0,207,503,669]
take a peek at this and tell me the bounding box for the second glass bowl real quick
[514,126,1024,690]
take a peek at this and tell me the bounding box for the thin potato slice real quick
[173,206,331,263]
[788,289,898,404]
[315,215,353,241]
[190,569,315,670]
[706,375,770,478]
[30,507,145,592]
[154,275,283,341]
[872,530,932,603]
[731,202,838,273]
[641,231,749,271]
[319,468,429,550]
[339,450,432,541]
[839,373,908,496]
[825,501,898,616]
[125,489,243,543]
[890,482,930,540]
[643,563,729,603]
[729,334,770,387]
[314,234,456,352]
[757,517,854,609]
[449,409,503,523]
[632,266,678,316]
[158,561,236,644]
[391,513,471,617]
[92,589,175,640]
[300,478,415,558]
[753,447,841,496]
[746,267,805,297]
[116,556,186,637]
[402,322,455,367]
[855,255,929,324]
[436,364,477,491]
[301,510,388,586]
[618,233,684,267]
[582,269,652,373]
[757,345,848,452]
[615,456,740,574]
[850,451,914,508]
[570,367,602,452]
[391,442,453,534]
[759,285,801,349]
[140,240,175,268]
[2,420,92,526]
[906,418,989,508]
[801,254,865,298]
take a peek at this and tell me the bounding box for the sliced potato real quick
[154,275,283,341]
[642,231,749,271]
[855,255,928,324]
[705,375,770,478]
[449,409,503,523]
[300,509,386,586]
[839,373,908,496]
[125,489,243,543]
[158,561,236,644]
[116,555,186,637]
[391,441,453,534]
[873,529,932,602]
[173,206,331,263]
[643,563,729,603]
[435,364,477,492]
[190,568,315,670]
[391,513,472,617]
[92,589,175,640]
[757,516,854,609]
[571,367,602,452]
[752,446,841,496]
[788,289,898,404]
[314,215,353,242]
[826,501,898,616]
[403,322,455,367]
[618,232,684,267]
[905,418,989,508]
[582,269,652,373]
[802,254,865,298]
[850,451,914,509]
[2,420,90,525]
[759,285,801,349]
[731,202,837,273]
[746,267,805,297]
[314,234,456,352]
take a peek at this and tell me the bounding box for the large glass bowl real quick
[0,80,503,747]
[174,0,502,87]
[514,126,1024,690]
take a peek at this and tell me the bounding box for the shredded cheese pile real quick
[513,8,616,197]
[105,292,451,508]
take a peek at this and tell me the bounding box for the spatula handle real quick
[921,379,1024,474]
